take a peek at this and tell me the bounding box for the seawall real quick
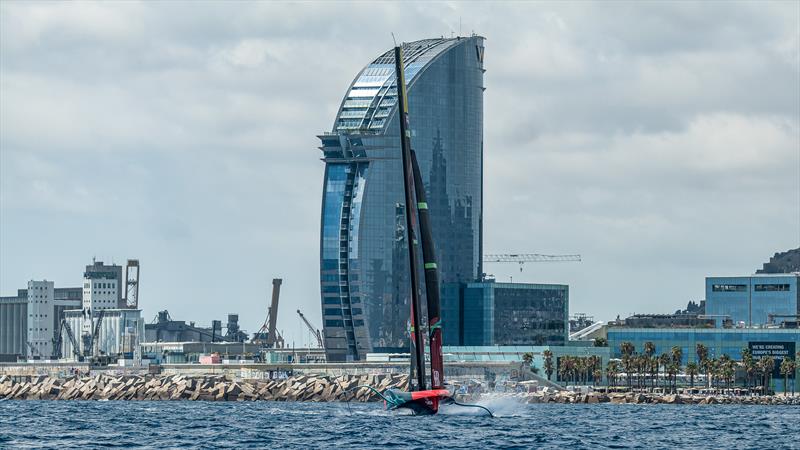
[0,373,407,402]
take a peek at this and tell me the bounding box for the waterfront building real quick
[607,327,799,373]
[705,274,799,327]
[442,281,569,346]
[0,285,82,358]
[318,37,485,361]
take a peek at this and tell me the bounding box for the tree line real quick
[526,343,798,395]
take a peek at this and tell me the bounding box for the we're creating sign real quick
[749,342,795,378]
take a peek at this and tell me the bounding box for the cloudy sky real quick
[1,1,798,346]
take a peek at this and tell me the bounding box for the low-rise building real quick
[607,327,799,369]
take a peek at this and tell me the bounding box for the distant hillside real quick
[757,248,800,274]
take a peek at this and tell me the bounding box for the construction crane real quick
[251,279,285,348]
[91,309,106,356]
[483,253,582,272]
[296,309,324,349]
[52,319,81,360]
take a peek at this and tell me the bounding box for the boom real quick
[296,309,324,349]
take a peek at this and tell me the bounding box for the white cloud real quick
[1,1,798,345]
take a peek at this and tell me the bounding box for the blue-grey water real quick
[1,399,798,449]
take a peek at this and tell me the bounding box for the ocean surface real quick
[1,399,798,449]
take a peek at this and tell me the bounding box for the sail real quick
[394,45,427,391]
[410,151,444,389]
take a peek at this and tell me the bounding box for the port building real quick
[318,36,485,361]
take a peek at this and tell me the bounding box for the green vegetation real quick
[579,342,795,396]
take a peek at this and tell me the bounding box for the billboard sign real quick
[749,342,796,379]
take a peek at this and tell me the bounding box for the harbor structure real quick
[0,258,143,362]
[318,36,485,361]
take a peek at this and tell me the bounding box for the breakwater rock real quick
[0,373,408,402]
[500,391,800,405]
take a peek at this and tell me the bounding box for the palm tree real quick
[522,352,533,365]
[644,342,655,389]
[671,346,683,392]
[667,363,679,393]
[606,360,620,388]
[741,347,754,391]
[558,355,569,384]
[658,353,670,392]
[780,357,795,396]
[758,356,775,395]
[593,368,602,386]
[685,362,698,391]
[696,343,709,387]
[718,355,734,393]
[575,357,586,385]
[620,342,635,388]
[704,358,718,392]
[543,350,554,381]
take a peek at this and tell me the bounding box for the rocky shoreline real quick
[508,391,800,405]
[0,373,407,402]
[2,374,798,405]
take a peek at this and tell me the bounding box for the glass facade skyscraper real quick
[318,37,485,361]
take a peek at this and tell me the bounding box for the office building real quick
[318,37,485,361]
[443,281,569,346]
[705,274,799,327]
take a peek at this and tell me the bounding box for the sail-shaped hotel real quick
[318,37,485,361]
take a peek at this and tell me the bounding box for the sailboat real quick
[367,45,489,417]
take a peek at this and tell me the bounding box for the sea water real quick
[1,400,798,449]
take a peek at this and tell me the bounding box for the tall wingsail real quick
[394,45,427,392]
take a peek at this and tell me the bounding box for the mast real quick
[394,45,427,391]
[410,151,444,389]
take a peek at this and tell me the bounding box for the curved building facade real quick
[318,37,485,361]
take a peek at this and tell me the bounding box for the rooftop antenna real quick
[459,17,462,36]
[391,32,397,47]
